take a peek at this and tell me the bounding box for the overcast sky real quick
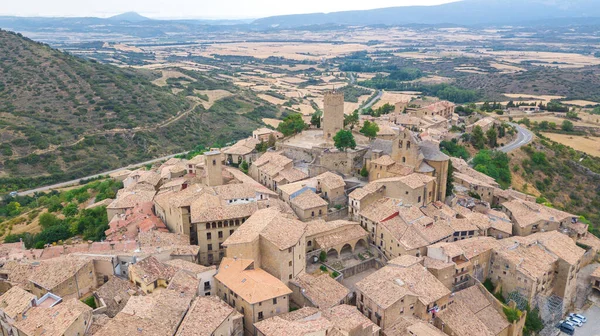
[0,0,458,19]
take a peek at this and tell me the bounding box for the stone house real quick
[28,256,97,300]
[222,208,306,285]
[215,258,292,336]
[290,190,328,221]
[466,117,497,133]
[224,137,261,165]
[304,219,369,258]
[249,152,308,191]
[14,299,92,336]
[501,199,577,236]
[164,259,217,297]
[0,287,36,336]
[289,273,350,309]
[355,257,451,331]
[128,256,178,294]
[592,267,600,292]
[253,128,283,142]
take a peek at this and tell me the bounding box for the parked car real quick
[567,316,583,327]
[569,313,587,323]
[9,191,17,197]
[558,322,575,335]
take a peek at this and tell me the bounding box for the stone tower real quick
[391,128,421,168]
[323,91,345,142]
[204,150,223,186]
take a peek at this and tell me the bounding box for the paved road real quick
[498,122,534,153]
[360,90,383,111]
[16,151,188,196]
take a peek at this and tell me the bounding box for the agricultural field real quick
[541,133,600,157]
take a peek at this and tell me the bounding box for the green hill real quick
[0,30,278,192]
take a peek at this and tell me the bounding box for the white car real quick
[567,316,583,327]
[569,313,587,323]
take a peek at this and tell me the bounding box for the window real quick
[218,231,223,239]
[289,274,292,279]
[205,223,210,230]
[307,241,312,246]
[230,229,234,235]
[258,312,264,320]
[212,159,216,165]
[288,247,292,253]
[273,298,278,304]
[418,196,422,203]
[407,141,411,149]
[208,244,213,251]
[319,209,322,215]
[402,157,406,163]
[206,232,212,240]
[289,261,292,267]
[311,211,315,217]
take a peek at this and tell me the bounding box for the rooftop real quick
[0,286,36,319]
[15,299,92,336]
[215,258,292,304]
[322,304,381,335]
[129,256,178,286]
[356,263,450,309]
[291,273,350,309]
[254,308,332,336]
[502,199,575,228]
[223,208,306,250]
[290,190,328,210]
[176,296,242,336]
[28,256,91,290]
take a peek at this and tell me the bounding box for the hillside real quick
[0,30,279,192]
[252,0,600,28]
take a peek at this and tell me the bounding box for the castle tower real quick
[204,150,223,186]
[323,91,345,142]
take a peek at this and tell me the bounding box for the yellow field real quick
[194,89,233,109]
[503,93,565,102]
[562,100,599,107]
[258,94,287,105]
[542,133,600,157]
[373,91,419,110]
[262,118,282,128]
[152,70,195,87]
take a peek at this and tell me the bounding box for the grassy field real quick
[541,133,600,157]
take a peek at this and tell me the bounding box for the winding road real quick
[16,151,188,196]
[497,122,534,153]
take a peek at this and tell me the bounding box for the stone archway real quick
[327,248,339,260]
[340,243,353,257]
[355,239,368,252]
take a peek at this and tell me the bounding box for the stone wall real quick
[339,257,384,278]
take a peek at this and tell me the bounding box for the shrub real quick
[319,251,327,262]
[320,265,327,272]
[331,271,340,278]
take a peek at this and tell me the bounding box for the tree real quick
[310,111,322,128]
[240,161,249,174]
[6,202,21,216]
[360,120,379,138]
[561,120,574,132]
[62,203,79,217]
[446,159,454,197]
[566,110,578,119]
[471,126,486,150]
[344,110,359,129]
[277,114,306,136]
[333,130,356,152]
[267,133,276,148]
[360,165,369,178]
[39,213,61,229]
[486,127,498,148]
[498,124,506,138]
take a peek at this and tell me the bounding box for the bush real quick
[331,271,340,278]
[81,296,97,309]
[39,212,61,229]
[320,265,327,272]
[319,250,327,262]
[360,166,369,177]
[503,307,521,323]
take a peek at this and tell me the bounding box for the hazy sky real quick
[1,0,458,19]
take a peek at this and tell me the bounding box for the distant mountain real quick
[108,12,151,22]
[252,0,600,28]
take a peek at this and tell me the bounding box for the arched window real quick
[406,141,411,149]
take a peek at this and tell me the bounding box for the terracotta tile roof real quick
[94,276,139,318]
[371,155,396,166]
[448,218,479,232]
[213,183,258,200]
[348,182,384,201]
[108,189,156,210]
[86,198,114,209]
[223,208,306,250]
[379,216,428,250]
[398,173,436,189]
[164,259,215,276]
[305,219,354,238]
[388,255,423,267]
[386,317,446,336]
[120,290,191,333]
[291,190,328,210]
[436,300,495,336]
[450,157,499,187]
[224,168,278,196]
[495,238,558,280]
[290,273,350,309]
[95,312,171,336]
[278,179,317,196]
[0,286,35,319]
[137,230,189,248]
[223,137,260,156]
[524,231,585,266]
[130,256,179,286]
[356,263,450,309]
[314,171,346,190]
[577,233,600,251]
[322,304,381,335]
[253,152,292,168]
[359,198,399,222]
[166,270,199,298]
[15,299,92,336]
[502,199,575,228]
[254,308,332,336]
[275,168,308,183]
[191,196,258,224]
[422,256,454,270]
[215,258,292,304]
[28,256,92,290]
[591,266,600,278]
[176,296,242,336]
[314,225,368,251]
[420,201,457,220]
[137,170,162,186]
